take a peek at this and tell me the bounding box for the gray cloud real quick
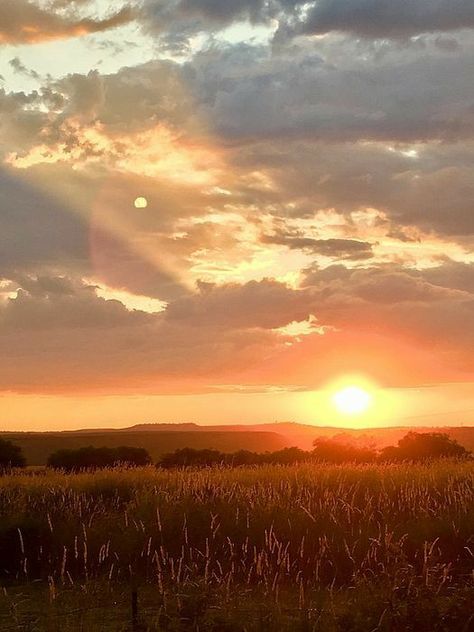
[4,36,474,156]
[261,231,374,260]
[142,0,474,40]
[1,275,151,332]
[0,168,88,273]
[190,40,474,143]
[165,279,316,329]
[299,0,474,39]
[0,167,191,301]
[231,139,474,237]
[0,275,298,392]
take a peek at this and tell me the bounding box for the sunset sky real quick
[1,0,474,430]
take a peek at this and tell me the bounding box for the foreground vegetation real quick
[0,461,473,630]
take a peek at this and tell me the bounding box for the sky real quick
[0,0,474,431]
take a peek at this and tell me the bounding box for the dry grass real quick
[0,461,473,630]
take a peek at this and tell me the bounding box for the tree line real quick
[159,432,471,468]
[0,431,471,472]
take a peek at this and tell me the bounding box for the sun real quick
[332,385,373,416]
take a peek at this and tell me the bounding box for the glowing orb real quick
[332,386,372,415]
[134,196,148,209]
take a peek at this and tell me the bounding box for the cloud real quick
[0,168,88,274]
[165,278,316,329]
[0,274,297,392]
[140,0,270,41]
[1,5,474,398]
[1,261,474,393]
[300,262,474,358]
[140,0,474,46]
[299,0,474,39]
[1,275,151,331]
[177,0,267,23]
[9,57,40,80]
[261,232,374,260]
[4,38,474,159]
[0,166,193,301]
[229,139,474,238]
[0,1,134,44]
[190,39,474,144]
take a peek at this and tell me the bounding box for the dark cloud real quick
[9,58,40,80]
[165,279,316,329]
[0,275,298,392]
[261,232,374,260]
[299,0,474,39]
[177,0,267,23]
[140,0,474,45]
[4,39,474,158]
[1,275,151,332]
[190,41,474,143]
[0,167,191,301]
[231,139,474,237]
[0,168,88,273]
[421,260,474,294]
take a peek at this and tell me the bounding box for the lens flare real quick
[134,196,148,209]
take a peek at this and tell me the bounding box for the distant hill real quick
[3,422,474,465]
[112,422,474,450]
[107,422,474,452]
[119,422,344,449]
[0,430,287,466]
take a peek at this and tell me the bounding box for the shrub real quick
[158,446,308,468]
[0,438,26,470]
[159,448,225,469]
[380,431,471,461]
[312,437,377,463]
[47,445,152,471]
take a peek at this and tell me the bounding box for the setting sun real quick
[332,385,373,416]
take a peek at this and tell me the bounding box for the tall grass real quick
[0,461,473,629]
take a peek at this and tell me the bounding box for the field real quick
[0,431,287,466]
[0,462,473,631]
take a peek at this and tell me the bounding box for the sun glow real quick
[332,386,373,415]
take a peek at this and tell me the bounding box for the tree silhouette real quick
[380,432,471,461]
[312,438,377,463]
[0,438,26,470]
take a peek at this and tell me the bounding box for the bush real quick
[47,445,152,471]
[0,438,26,470]
[312,438,377,463]
[159,448,225,469]
[380,432,471,461]
[158,446,308,468]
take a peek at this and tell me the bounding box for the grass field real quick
[0,461,473,630]
[0,430,287,465]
